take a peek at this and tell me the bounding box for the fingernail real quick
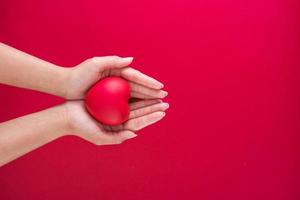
[152,112,166,124]
[160,112,166,118]
[161,90,168,98]
[122,57,134,63]
[158,82,164,89]
[150,78,164,89]
[162,103,170,110]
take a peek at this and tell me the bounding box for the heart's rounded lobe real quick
[85,76,130,125]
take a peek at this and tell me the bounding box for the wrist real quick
[51,66,72,99]
[47,104,72,138]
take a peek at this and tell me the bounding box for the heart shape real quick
[85,76,130,125]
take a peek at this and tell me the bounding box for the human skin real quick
[0,43,168,100]
[0,43,169,167]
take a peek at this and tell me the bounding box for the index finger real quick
[121,67,164,90]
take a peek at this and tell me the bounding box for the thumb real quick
[90,56,133,71]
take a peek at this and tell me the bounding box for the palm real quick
[65,99,168,145]
[65,56,167,100]
[64,56,168,145]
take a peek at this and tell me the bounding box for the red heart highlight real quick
[85,76,130,126]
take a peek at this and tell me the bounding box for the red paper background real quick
[0,0,299,199]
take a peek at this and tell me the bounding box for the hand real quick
[64,56,168,100]
[64,99,169,145]
[0,44,170,165]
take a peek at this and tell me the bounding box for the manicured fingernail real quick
[158,82,164,88]
[152,112,166,124]
[160,112,166,118]
[122,57,134,63]
[162,103,169,110]
[151,78,164,89]
[161,90,168,98]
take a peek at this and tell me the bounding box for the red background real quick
[0,0,299,199]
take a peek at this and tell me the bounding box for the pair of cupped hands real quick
[63,56,169,145]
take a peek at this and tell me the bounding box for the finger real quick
[129,102,169,119]
[130,99,162,110]
[110,125,123,132]
[130,91,157,99]
[102,124,113,132]
[129,82,168,99]
[101,124,123,132]
[124,111,166,131]
[90,56,133,71]
[98,130,137,145]
[121,67,164,90]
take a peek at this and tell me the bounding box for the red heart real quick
[85,76,130,125]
